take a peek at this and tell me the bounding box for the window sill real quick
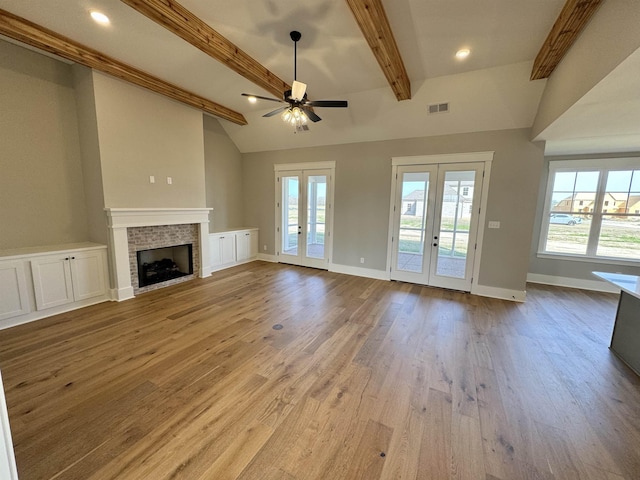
[536,252,640,267]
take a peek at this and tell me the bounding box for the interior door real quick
[278,169,331,269]
[390,162,483,292]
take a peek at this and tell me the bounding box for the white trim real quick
[392,151,494,166]
[473,161,492,291]
[0,371,18,480]
[274,161,336,171]
[471,284,526,302]
[526,273,620,293]
[535,252,640,267]
[329,263,390,281]
[105,207,212,228]
[257,253,278,262]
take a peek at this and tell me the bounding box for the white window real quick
[539,158,640,262]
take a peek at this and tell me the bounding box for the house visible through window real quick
[539,158,640,261]
[462,186,469,196]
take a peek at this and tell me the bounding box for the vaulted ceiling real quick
[1,0,634,154]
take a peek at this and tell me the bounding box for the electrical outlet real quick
[149,175,155,184]
[263,245,267,251]
[360,257,365,264]
[167,177,173,185]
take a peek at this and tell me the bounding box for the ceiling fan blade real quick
[302,107,322,123]
[291,81,307,101]
[263,106,289,117]
[306,100,348,108]
[242,93,285,103]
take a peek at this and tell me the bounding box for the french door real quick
[276,167,333,269]
[390,162,484,291]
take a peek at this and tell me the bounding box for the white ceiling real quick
[5,0,635,154]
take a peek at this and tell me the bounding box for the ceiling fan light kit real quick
[241,30,348,132]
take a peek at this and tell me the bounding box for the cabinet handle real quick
[71,256,75,260]
[65,257,70,261]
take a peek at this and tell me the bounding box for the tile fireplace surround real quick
[106,208,212,301]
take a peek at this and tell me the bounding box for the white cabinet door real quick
[210,234,237,268]
[31,255,74,310]
[220,234,236,265]
[237,231,258,262]
[70,250,107,301]
[249,230,259,258]
[236,232,251,262]
[0,261,30,321]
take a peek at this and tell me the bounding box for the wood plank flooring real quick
[0,261,639,480]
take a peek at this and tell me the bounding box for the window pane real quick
[631,171,640,191]
[553,171,576,191]
[606,171,632,192]
[575,171,599,191]
[545,213,590,255]
[596,215,640,259]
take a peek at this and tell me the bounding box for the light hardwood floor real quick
[1,261,639,480]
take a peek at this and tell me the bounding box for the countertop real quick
[593,271,640,300]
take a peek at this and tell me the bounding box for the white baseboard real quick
[257,253,278,263]
[200,266,212,277]
[526,273,619,293]
[471,284,526,302]
[328,263,390,281]
[0,295,111,331]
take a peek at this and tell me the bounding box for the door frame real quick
[274,161,336,269]
[387,152,493,293]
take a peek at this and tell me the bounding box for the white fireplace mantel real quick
[105,208,212,301]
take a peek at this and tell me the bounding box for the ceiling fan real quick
[242,31,348,130]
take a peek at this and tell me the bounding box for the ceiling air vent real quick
[428,102,449,114]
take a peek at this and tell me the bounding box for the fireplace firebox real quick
[137,244,193,288]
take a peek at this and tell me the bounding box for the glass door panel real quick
[281,174,300,259]
[397,171,429,273]
[430,165,483,291]
[306,174,327,260]
[390,165,437,284]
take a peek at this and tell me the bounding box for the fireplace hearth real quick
[137,244,193,288]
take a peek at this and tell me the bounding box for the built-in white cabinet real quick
[0,243,110,329]
[31,249,107,311]
[0,261,30,321]
[210,228,259,271]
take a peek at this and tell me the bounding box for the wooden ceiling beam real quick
[120,0,290,99]
[531,0,604,80]
[345,0,411,101]
[0,8,247,125]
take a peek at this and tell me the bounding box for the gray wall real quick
[73,64,107,245]
[529,154,640,280]
[0,41,89,249]
[243,128,544,292]
[203,115,244,231]
[92,72,206,209]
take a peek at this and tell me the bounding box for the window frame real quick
[538,157,640,265]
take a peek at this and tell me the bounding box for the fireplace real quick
[137,244,193,288]
[105,208,212,301]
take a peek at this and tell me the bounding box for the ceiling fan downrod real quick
[290,31,301,81]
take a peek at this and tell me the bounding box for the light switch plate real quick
[488,221,500,229]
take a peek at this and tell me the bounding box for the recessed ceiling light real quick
[247,96,257,104]
[456,48,470,60]
[90,11,110,25]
